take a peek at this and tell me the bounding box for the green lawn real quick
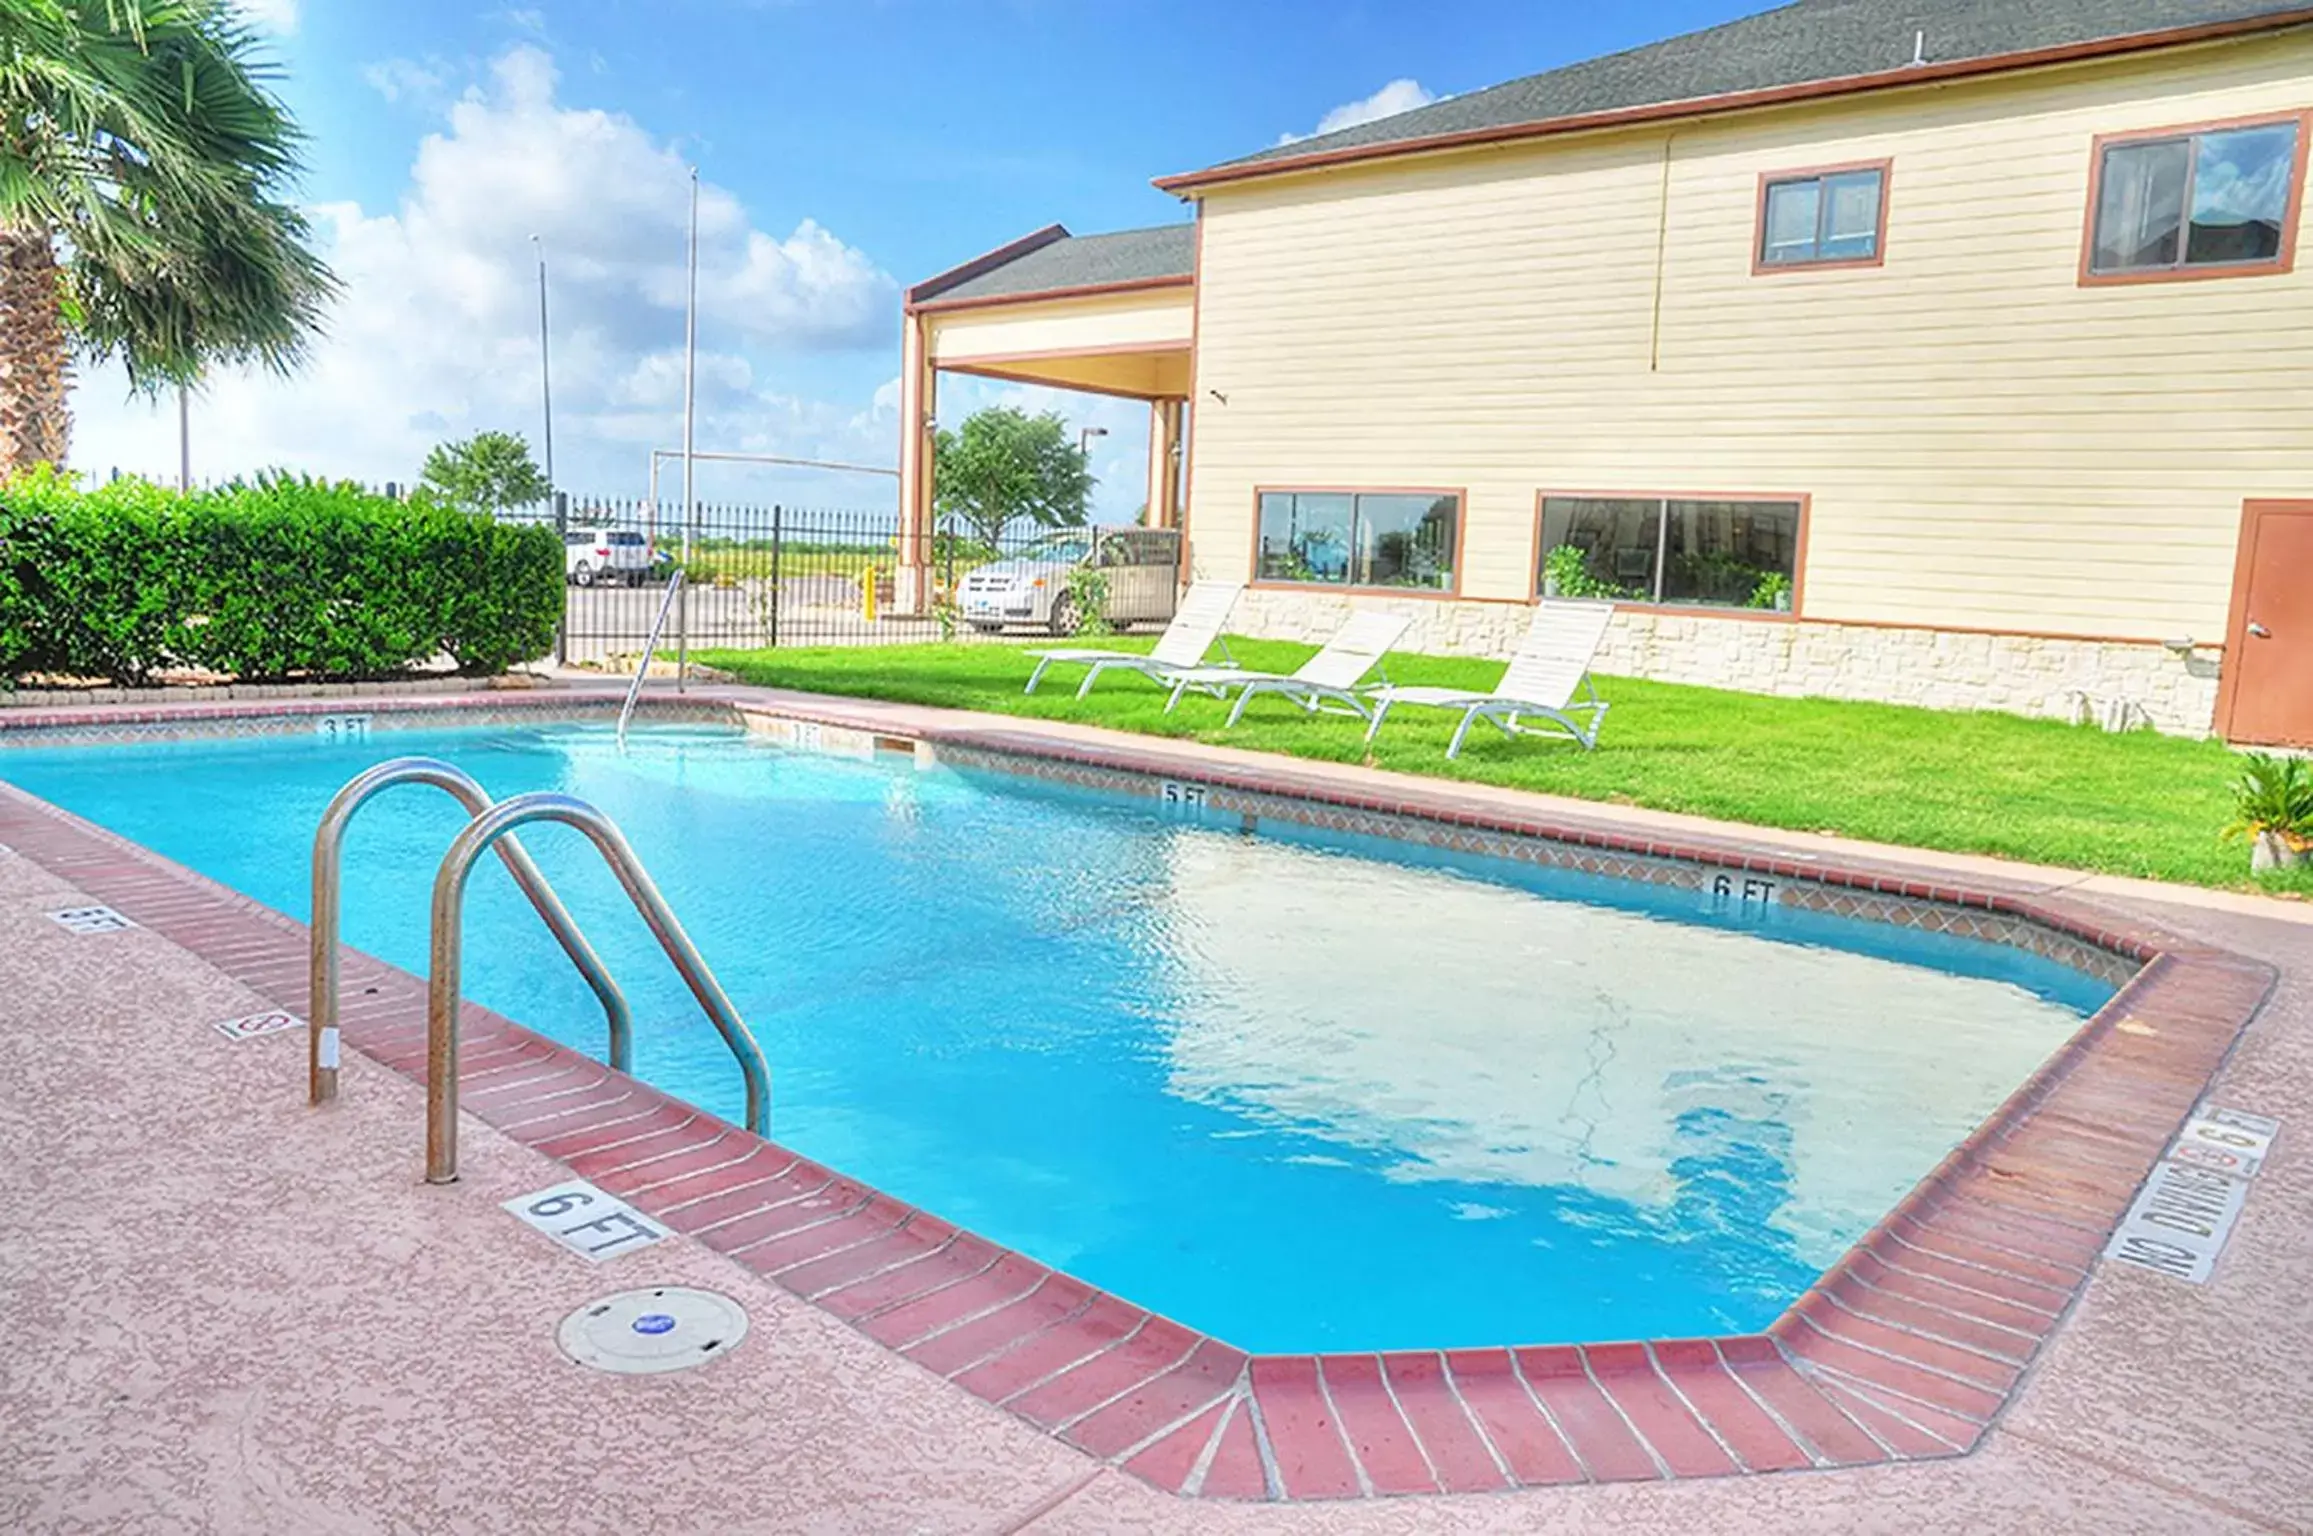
[697,636,2311,897]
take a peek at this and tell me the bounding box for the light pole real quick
[1078,426,1107,521]
[177,385,191,492]
[531,234,555,515]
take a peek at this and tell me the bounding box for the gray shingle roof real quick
[1206,0,2313,175]
[917,224,1196,306]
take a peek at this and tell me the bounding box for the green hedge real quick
[0,470,562,684]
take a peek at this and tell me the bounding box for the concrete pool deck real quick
[2,680,2310,1533]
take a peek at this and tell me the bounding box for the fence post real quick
[552,491,571,667]
[768,505,783,650]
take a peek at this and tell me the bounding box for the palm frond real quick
[0,0,336,398]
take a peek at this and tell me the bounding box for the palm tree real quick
[0,0,335,472]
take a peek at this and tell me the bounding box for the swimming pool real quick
[5,720,2115,1352]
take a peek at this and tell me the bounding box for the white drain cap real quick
[559,1286,749,1375]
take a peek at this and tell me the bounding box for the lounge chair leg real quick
[1447,707,1483,760]
[1075,663,1104,700]
[1363,698,1393,744]
[1227,686,1257,726]
[1025,658,1053,695]
[1165,679,1191,712]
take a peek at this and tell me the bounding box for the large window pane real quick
[1353,494,1457,589]
[2094,138,2190,270]
[1256,492,1353,584]
[1820,170,1884,260]
[1761,180,1822,265]
[1659,500,1801,609]
[2188,121,2299,265]
[1539,498,1662,600]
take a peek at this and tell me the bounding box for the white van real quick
[958,527,1181,634]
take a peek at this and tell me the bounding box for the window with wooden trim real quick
[1539,497,1801,611]
[1757,165,1886,268]
[2088,117,2303,279]
[1256,490,1458,591]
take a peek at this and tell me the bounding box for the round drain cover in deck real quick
[559,1287,748,1375]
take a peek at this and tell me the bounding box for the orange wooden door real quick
[2223,501,2313,746]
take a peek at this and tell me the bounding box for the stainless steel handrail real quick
[618,568,686,749]
[426,790,770,1184]
[309,758,632,1106]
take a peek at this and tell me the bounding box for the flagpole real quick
[677,166,699,693]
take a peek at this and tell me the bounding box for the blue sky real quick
[79,0,1767,515]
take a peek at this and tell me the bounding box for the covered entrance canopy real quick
[894,223,1195,612]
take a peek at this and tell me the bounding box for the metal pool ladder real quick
[617,567,686,749]
[308,761,771,1185]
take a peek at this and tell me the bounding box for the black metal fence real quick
[553,500,1181,666]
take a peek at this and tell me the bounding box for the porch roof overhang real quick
[907,223,1196,402]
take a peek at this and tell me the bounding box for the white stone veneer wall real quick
[1228,589,2224,737]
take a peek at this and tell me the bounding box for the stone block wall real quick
[1228,588,2224,737]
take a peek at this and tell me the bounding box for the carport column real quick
[1145,398,1184,528]
[894,310,938,616]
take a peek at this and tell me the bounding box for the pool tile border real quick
[0,688,2278,1504]
[0,687,749,746]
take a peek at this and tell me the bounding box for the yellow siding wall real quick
[927,288,1194,365]
[1186,33,2313,640]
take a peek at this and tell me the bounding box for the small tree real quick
[418,431,551,516]
[933,407,1094,550]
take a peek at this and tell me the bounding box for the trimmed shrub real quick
[0,469,562,684]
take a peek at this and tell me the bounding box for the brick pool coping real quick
[0,685,2278,1503]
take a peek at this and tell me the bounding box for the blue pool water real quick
[4,723,2113,1351]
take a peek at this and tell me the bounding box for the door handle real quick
[2248,622,2272,639]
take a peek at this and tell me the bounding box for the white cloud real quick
[362,58,451,107]
[1279,78,1439,145]
[70,46,901,503]
[237,0,299,34]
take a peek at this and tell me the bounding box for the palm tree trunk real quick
[0,227,71,475]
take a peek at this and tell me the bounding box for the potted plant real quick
[2221,753,2313,872]
[1749,571,1793,612]
[1543,544,1630,601]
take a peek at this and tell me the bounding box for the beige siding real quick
[926,288,1194,364]
[1186,32,2313,640]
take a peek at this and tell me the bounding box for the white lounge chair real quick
[1024,580,1244,698]
[1363,601,1615,757]
[1163,611,1412,726]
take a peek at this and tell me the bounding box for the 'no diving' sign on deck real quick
[2104,1107,2279,1285]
